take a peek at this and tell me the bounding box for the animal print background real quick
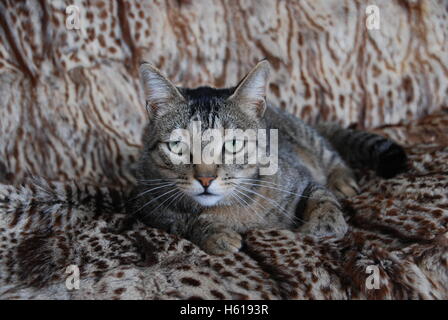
[0,0,447,299]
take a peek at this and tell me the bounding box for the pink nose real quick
[195,176,216,188]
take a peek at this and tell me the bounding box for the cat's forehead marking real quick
[188,113,223,131]
[209,113,223,129]
[191,112,201,122]
[180,86,236,130]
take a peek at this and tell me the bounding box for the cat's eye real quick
[167,141,188,155]
[224,139,245,154]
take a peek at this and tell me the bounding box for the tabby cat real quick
[131,60,407,255]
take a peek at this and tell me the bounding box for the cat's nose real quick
[195,175,216,188]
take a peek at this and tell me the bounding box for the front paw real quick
[327,168,359,199]
[298,204,348,239]
[202,229,242,255]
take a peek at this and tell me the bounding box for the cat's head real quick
[138,61,270,208]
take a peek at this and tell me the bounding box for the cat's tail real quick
[316,123,408,178]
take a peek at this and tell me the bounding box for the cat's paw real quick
[202,229,242,255]
[327,168,359,199]
[298,203,348,239]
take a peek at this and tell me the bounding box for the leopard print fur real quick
[0,114,447,299]
[0,0,447,299]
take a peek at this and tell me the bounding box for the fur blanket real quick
[0,0,447,299]
[0,112,447,299]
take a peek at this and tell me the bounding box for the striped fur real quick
[0,113,447,299]
[133,62,408,255]
[316,124,408,178]
[0,0,446,300]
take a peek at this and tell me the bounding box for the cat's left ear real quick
[228,60,270,118]
[140,62,185,119]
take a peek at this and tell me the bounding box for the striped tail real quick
[316,124,408,178]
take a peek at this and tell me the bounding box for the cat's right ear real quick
[228,60,270,119]
[140,63,185,118]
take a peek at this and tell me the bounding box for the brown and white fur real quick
[131,60,407,255]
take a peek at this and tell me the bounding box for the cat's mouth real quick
[198,191,215,196]
[193,192,223,207]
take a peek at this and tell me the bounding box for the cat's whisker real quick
[231,189,266,222]
[145,188,183,219]
[233,177,289,187]
[137,178,180,185]
[236,180,319,200]
[137,180,179,187]
[234,184,302,224]
[235,178,307,193]
[134,188,178,214]
[176,192,186,207]
[229,192,243,208]
[229,192,260,222]
[124,183,174,206]
[237,181,298,195]
[129,183,175,202]
[165,190,185,210]
[236,186,305,225]
[232,189,256,215]
[236,177,300,190]
[235,178,304,190]
[235,187,296,224]
[137,178,178,181]
[146,188,188,222]
[138,181,177,185]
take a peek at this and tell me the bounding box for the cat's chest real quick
[200,206,267,229]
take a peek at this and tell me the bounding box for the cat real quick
[130,60,407,255]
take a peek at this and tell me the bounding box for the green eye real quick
[224,139,244,154]
[168,141,188,154]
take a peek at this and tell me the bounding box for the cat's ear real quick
[140,62,185,118]
[228,60,270,118]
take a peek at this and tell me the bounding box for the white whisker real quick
[232,189,266,222]
[146,189,183,218]
[234,184,301,224]
[236,179,318,200]
[134,188,178,214]
[130,183,175,202]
